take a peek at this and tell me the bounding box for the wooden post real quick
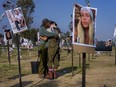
[72,42,74,76]
[16,34,22,87]
[114,25,116,65]
[82,53,86,87]
[7,40,11,65]
[79,53,81,68]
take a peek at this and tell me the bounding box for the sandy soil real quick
[0,51,116,87]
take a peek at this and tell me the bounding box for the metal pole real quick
[92,53,94,59]
[115,40,116,65]
[16,34,22,87]
[79,53,81,68]
[7,40,11,65]
[71,39,74,76]
[0,44,1,57]
[82,53,86,87]
[88,53,90,62]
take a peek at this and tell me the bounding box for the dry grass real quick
[0,46,116,87]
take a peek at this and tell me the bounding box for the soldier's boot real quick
[45,68,53,79]
[53,68,57,79]
[38,74,44,78]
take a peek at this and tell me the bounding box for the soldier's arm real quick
[40,27,58,37]
[40,36,48,41]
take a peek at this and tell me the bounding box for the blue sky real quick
[0,0,116,41]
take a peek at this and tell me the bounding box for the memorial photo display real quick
[6,7,28,34]
[73,3,97,47]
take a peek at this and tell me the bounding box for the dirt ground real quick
[0,50,116,87]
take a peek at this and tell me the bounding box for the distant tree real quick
[12,33,18,45]
[30,28,38,45]
[65,31,70,37]
[0,33,3,38]
[20,28,38,45]
[16,0,35,28]
[12,28,37,45]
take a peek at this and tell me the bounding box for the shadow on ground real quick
[9,67,79,87]
[34,80,59,87]
[8,74,29,80]
[57,66,78,77]
[11,81,33,87]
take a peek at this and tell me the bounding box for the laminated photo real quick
[6,7,28,34]
[73,3,97,47]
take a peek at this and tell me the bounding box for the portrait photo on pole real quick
[5,7,28,34]
[113,26,116,37]
[5,29,12,40]
[37,32,40,45]
[73,3,97,47]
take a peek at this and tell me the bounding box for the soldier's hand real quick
[54,34,59,39]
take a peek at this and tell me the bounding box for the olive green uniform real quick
[47,38,59,69]
[38,26,57,75]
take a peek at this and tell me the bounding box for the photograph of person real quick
[73,3,97,47]
[6,7,27,34]
[113,26,116,37]
[5,30,12,40]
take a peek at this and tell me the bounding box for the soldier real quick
[38,19,58,78]
[45,21,60,79]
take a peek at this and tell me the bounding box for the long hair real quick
[77,17,94,45]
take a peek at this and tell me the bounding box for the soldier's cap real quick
[42,18,50,25]
[50,21,57,26]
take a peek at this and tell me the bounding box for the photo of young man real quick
[6,7,27,34]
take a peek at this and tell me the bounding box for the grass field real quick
[0,45,89,79]
[0,46,115,87]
